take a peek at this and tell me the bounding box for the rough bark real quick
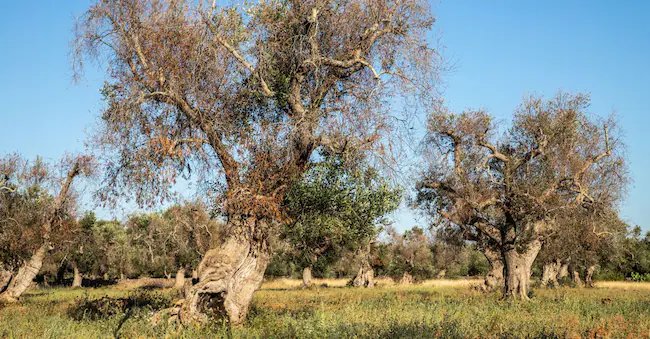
[174,267,186,290]
[175,217,270,326]
[585,265,596,288]
[541,260,561,288]
[503,240,541,299]
[352,262,374,288]
[483,246,504,292]
[573,270,584,288]
[0,244,48,303]
[72,263,83,288]
[558,263,569,280]
[0,268,13,293]
[302,266,313,287]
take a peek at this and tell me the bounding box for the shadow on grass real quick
[67,290,173,321]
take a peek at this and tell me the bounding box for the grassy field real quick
[1,279,650,338]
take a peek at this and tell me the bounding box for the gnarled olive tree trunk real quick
[174,267,186,290]
[541,260,562,288]
[503,240,541,299]
[352,243,374,288]
[352,261,374,288]
[178,217,270,326]
[483,246,504,292]
[573,270,584,288]
[0,244,48,303]
[585,265,596,288]
[72,263,83,288]
[302,266,313,287]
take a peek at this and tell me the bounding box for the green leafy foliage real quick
[282,156,401,273]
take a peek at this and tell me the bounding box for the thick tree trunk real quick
[0,268,13,293]
[352,262,374,288]
[302,266,313,287]
[502,240,541,299]
[72,263,83,288]
[585,265,596,288]
[120,272,125,281]
[174,267,186,289]
[541,260,561,288]
[558,263,569,280]
[436,270,446,279]
[177,216,270,326]
[192,269,198,280]
[483,246,504,292]
[103,273,109,281]
[0,244,48,303]
[573,270,584,288]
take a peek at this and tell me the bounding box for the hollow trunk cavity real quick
[178,217,270,326]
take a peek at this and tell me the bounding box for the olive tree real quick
[0,154,93,302]
[73,0,440,324]
[416,93,627,299]
[283,156,401,287]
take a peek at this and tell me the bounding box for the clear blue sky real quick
[1,1,648,230]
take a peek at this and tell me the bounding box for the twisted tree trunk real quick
[541,260,561,288]
[174,267,186,289]
[585,265,596,288]
[503,240,541,299]
[483,246,504,292]
[573,270,584,288]
[177,217,270,326]
[0,244,48,303]
[352,244,374,288]
[302,266,313,287]
[72,263,83,288]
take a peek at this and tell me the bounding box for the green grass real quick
[1,280,650,338]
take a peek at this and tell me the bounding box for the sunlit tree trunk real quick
[179,217,270,326]
[585,265,596,288]
[541,260,561,288]
[483,246,504,292]
[0,244,48,303]
[352,244,374,288]
[502,240,541,299]
[573,269,584,288]
[302,266,313,287]
[174,267,186,289]
[72,263,83,288]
